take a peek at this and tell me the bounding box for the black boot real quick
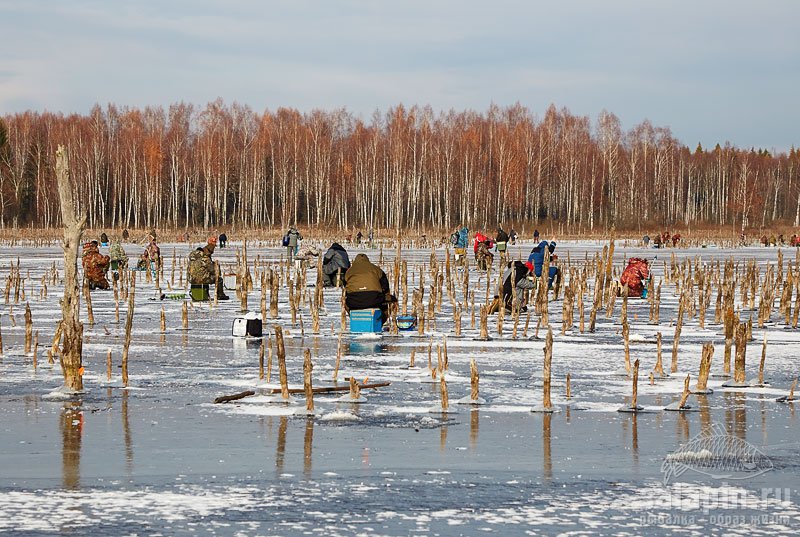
[216,278,229,300]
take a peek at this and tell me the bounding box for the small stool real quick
[190,284,210,301]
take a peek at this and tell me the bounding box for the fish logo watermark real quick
[661,423,773,485]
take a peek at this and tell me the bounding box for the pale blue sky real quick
[1,0,797,151]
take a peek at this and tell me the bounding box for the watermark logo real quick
[661,423,773,485]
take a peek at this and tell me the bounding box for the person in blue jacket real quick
[527,230,560,290]
[450,226,470,265]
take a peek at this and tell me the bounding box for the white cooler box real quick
[232,312,263,337]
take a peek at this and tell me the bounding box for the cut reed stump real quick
[266,325,293,404]
[24,302,33,354]
[295,348,316,415]
[121,287,135,388]
[692,343,714,394]
[106,349,112,381]
[750,333,770,387]
[439,375,450,412]
[258,339,265,380]
[776,378,797,403]
[652,332,666,378]
[618,359,644,413]
[474,305,492,341]
[457,358,486,405]
[531,327,556,413]
[339,375,368,403]
[722,321,750,388]
[665,374,696,411]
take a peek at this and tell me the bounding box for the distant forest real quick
[0,100,798,232]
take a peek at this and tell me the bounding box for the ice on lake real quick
[1,238,798,536]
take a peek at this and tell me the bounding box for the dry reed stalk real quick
[32,331,38,369]
[654,332,665,377]
[670,301,684,373]
[542,327,553,409]
[677,374,691,409]
[181,301,188,329]
[106,349,112,381]
[623,321,631,375]
[470,291,476,329]
[24,302,32,354]
[409,348,416,368]
[440,375,449,410]
[723,307,735,375]
[121,289,134,387]
[631,359,640,408]
[734,322,748,384]
[275,326,290,400]
[340,291,347,333]
[270,269,279,318]
[758,333,767,385]
[523,306,531,337]
[259,340,265,380]
[333,333,342,381]
[695,343,714,392]
[160,307,166,333]
[266,335,273,383]
[479,305,489,340]
[349,376,361,399]
[470,358,479,401]
[303,348,314,412]
[653,283,662,324]
[565,372,571,399]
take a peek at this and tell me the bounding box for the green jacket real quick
[345,254,390,297]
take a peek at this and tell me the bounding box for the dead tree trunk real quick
[56,146,87,392]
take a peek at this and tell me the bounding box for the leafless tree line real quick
[1,100,797,232]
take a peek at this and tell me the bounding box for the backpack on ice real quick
[188,249,215,284]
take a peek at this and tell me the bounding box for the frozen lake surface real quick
[1,239,799,536]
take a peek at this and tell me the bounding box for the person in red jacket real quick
[620,258,650,298]
[473,232,494,270]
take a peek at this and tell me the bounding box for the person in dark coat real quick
[188,237,229,300]
[490,260,535,313]
[218,232,228,248]
[344,253,396,324]
[82,241,110,290]
[322,242,351,287]
[284,226,302,261]
[495,227,510,255]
